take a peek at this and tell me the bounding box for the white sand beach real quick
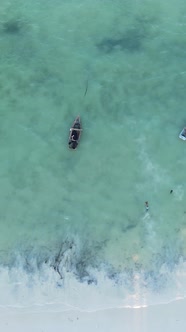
[0,299,186,332]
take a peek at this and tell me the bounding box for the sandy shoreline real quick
[0,299,186,332]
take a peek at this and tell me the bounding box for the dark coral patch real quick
[3,20,22,34]
[97,28,145,53]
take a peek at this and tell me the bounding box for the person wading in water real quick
[145,201,149,212]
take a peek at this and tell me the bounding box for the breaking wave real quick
[0,236,186,312]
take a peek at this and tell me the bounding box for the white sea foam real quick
[174,185,184,201]
[0,243,186,313]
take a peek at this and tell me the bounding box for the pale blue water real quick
[0,0,186,310]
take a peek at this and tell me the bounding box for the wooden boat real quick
[179,127,186,141]
[68,116,82,149]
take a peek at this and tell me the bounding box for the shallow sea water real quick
[0,0,186,311]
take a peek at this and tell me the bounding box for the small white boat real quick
[179,127,186,141]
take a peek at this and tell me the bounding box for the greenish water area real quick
[0,0,186,310]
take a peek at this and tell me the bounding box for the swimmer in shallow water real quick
[145,201,149,211]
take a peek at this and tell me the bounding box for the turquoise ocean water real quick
[0,0,186,311]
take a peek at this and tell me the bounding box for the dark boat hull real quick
[68,116,82,149]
